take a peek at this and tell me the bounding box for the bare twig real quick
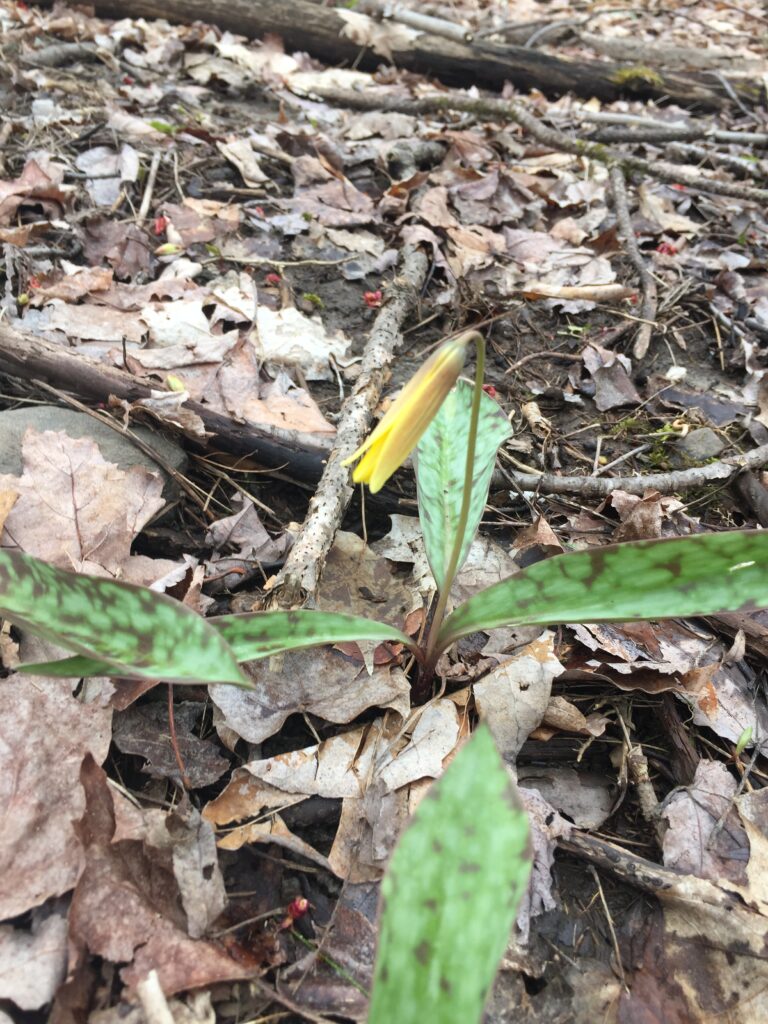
[588,865,628,990]
[266,246,429,607]
[289,83,768,204]
[504,350,583,375]
[608,165,658,359]
[666,142,764,179]
[574,110,768,147]
[137,150,162,223]
[507,444,768,497]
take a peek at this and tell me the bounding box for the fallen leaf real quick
[661,760,748,885]
[0,157,71,225]
[519,767,616,829]
[217,138,268,187]
[82,218,153,281]
[0,428,167,580]
[474,633,565,761]
[0,674,111,919]
[582,343,641,411]
[68,757,257,995]
[253,306,351,381]
[0,900,68,1010]
[210,646,410,745]
[112,701,231,789]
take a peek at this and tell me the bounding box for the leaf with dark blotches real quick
[19,607,411,679]
[439,530,768,649]
[0,547,246,686]
[368,725,531,1024]
[414,381,511,591]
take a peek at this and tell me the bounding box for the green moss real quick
[302,292,325,309]
[609,415,646,439]
[611,66,665,89]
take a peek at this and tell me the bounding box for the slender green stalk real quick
[420,335,485,686]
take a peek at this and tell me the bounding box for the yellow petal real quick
[343,332,477,492]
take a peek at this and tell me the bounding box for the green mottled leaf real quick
[368,725,531,1024]
[19,610,412,678]
[0,548,246,685]
[414,381,511,590]
[216,610,411,661]
[439,530,768,648]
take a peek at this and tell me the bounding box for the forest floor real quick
[1,1,768,1021]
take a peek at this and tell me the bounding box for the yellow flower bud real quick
[342,331,478,493]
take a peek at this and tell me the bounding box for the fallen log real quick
[32,0,748,109]
[0,320,332,483]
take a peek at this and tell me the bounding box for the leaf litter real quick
[1,0,768,1019]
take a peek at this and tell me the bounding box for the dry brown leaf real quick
[0,674,112,919]
[112,702,231,790]
[582,343,641,411]
[30,266,113,304]
[661,760,748,885]
[474,633,565,762]
[0,491,17,535]
[208,360,335,434]
[32,301,146,345]
[210,646,410,745]
[414,185,459,229]
[68,757,257,996]
[0,428,166,580]
[82,218,153,281]
[0,157,71,225]
[519,767,616,829]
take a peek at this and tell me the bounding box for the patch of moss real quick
[611,66,665,89]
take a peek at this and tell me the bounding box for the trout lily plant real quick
[3,331,768,1022]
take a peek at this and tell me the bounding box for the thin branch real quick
[506,443,768,497]
[608,165,658,359]
[137,150,162,223]
[266,246,429,607]
[290,83,768,204]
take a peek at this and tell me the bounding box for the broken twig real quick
[267,246,429,607]
[508,444,768,497]
[608,165,658,359]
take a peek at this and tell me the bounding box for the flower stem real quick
[418,334,485,692]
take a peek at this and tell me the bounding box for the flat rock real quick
[672,426,726,466]
[0,405,186,496]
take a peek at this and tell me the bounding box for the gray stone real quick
[0,405,186,496]
[672,426,726,465]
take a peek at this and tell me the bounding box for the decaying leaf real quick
[210,645,410,745]
[0,675,112,920]
[68,757,257,995]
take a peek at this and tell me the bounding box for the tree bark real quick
[32,0,745,108]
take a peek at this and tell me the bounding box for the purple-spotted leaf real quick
[368,725,531,1024]
[414,381,511,591]
[18,610,412,678]
[439,530,768,649]
[215,610,411,661]
[0,548,246,685]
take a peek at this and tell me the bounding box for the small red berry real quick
[279,897,310,930]
[656,241,677,255]
[363,289,383,308]
[482,384,497,398]
[153,215,168,236]
[264,272,281,286]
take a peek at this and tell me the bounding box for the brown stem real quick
[167,684,191,789]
